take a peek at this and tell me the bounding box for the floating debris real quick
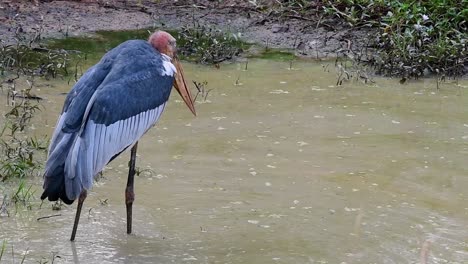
[154,174,166,179]
[344,207,360,212]
[311,86,325,91]
[269,89,289,94]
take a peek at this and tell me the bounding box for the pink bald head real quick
[148,31,177,58]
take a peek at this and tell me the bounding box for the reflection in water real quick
[0,59,467,263]
[71,242,79,264]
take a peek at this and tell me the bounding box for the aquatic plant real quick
[0,18,53,183]
[0,240,6,262]
[11,180,36,210]
[370,0,466,78]
[0,20,70,79]
[331,55,374,85]
[0,80,47,181]
[326,0,466,78]
[175,23,245,64]
[0,82,46,213]
[0,239,55,264]
[263,0,467,79]
[192,80,212,102]
[0,43,70,79]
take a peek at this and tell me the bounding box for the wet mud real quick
[0,0,373,59]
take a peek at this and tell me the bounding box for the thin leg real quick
[70,190,87,241]
[126,142,138,234]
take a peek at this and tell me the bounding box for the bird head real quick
[149,31,196,116]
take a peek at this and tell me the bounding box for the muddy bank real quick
[0,0,374,59]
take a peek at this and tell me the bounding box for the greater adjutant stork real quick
[41,31,196,241]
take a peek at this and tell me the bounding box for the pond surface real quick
[1,58,467,264]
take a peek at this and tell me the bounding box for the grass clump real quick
[371,0,466,78]
[0,24,71,79]
[0,81,47,181]
[265,0,467,78]
[0,24,55,183]
[175,24,246,64]
[323,0,467,78]
[0,79,47,214]
[0,43,70,79]
[0,20,52,215]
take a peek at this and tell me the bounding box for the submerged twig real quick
[37,214,62,221]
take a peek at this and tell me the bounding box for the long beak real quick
[172,58,196,116]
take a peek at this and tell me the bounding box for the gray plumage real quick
[42,40,175,204]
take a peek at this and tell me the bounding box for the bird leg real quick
[126,142,138,234]
[70,190,87,241]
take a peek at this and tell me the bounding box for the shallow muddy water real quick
[1,59,467,264]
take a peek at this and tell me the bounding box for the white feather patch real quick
[161,61,176,76]
[160,54,176,76]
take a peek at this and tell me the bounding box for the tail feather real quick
[40,164,74,205]
[41,132,77,205]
